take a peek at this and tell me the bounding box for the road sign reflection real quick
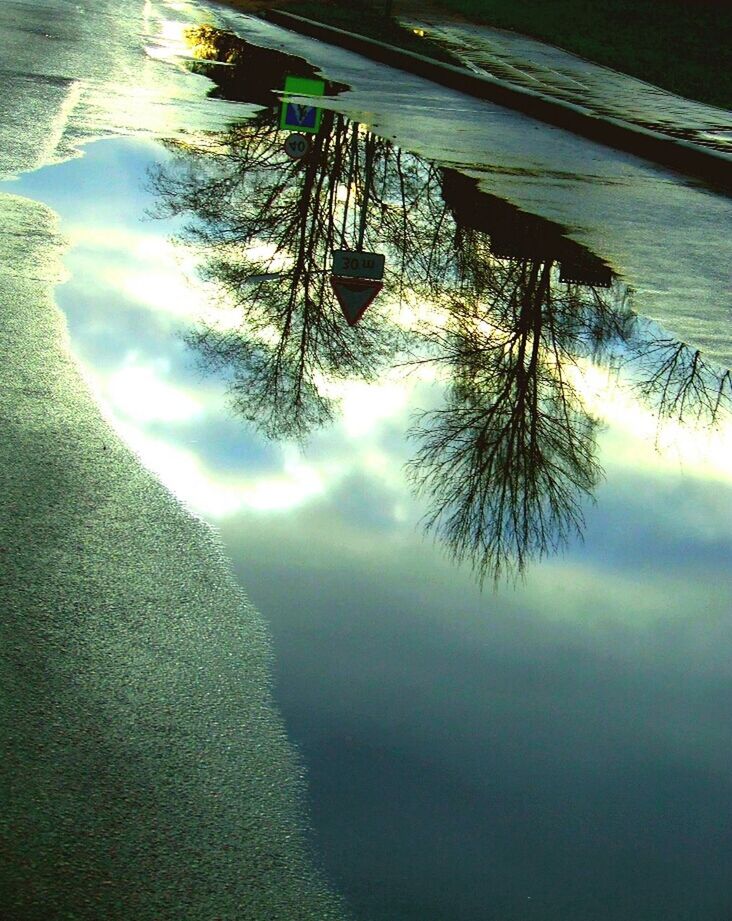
[149,87,731,585]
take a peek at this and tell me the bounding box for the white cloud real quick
[106,361,204,423]
[568,360,732,483]
[115,423,330,518]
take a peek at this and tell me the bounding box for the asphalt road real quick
[0,1,347,918]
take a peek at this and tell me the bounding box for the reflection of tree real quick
[406,260,612,585]
[405,256,731,583]
[148,45,730,584]
[150,112,408,439]
[628,331,732,428]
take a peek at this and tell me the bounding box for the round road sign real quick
[283,132,311,159]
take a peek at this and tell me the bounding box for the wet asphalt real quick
[0,1,348,917]
[0,193,348,919]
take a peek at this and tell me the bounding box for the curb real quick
[264,9,732,196]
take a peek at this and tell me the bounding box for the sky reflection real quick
[7,130,732,560]
[5,128,732,920]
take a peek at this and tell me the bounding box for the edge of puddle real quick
[0,163,350,921]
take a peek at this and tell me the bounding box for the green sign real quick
[279,75,326,134]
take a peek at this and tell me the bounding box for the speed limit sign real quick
[284,132,311,159]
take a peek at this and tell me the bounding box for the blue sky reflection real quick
[6,135,732,921]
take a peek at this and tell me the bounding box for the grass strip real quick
[215,0,465,66]
[422,0,731,110]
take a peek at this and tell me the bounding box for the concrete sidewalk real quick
[398,15,732,155]
[263,9,732,195]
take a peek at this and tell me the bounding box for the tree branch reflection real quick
[626,328,732,429]
[148,51,730,584]
[150,113,406,439]
[405,260,617,585]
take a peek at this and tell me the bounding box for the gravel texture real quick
[0,191,347,920]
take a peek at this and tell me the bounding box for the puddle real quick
[5,40,732,914]
[203,12,732,372]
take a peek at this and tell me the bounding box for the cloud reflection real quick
[146,95,731,583]
[21,81,730,588]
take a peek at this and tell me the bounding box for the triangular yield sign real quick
[330,276,383,326]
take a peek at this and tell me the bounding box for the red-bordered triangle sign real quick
[330,276,383,326]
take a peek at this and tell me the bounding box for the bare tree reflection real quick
[148,39,731,584]
[405,260,618,585]
[628,329,732,429]
[150,110,409,439]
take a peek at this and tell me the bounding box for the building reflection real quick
[150,31,731,584]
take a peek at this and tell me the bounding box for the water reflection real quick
[150,113,405,440]
[628,330,732,429]
[149,39,731,584]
